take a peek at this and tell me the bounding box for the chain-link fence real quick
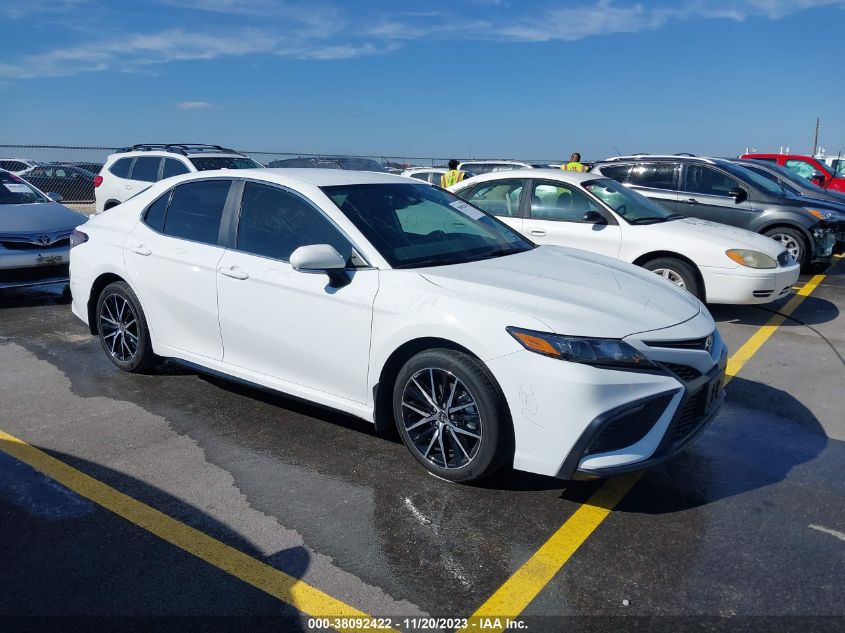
[0,143,558,213]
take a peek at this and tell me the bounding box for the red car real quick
[741,153,845,193]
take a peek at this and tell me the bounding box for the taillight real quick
[93,175,103,187]
[70,230,88,248]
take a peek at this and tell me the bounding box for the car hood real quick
[648,217,786,258]
[418,246,701,339]
[0,202,87,234]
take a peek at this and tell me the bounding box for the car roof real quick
[742,153,816,160]
[174,168,420,187]
[598,154,718,165]
[459,159,531,164]
[455,168,599,186]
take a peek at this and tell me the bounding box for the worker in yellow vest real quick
[440,159,467,188]
[562,152,586,172]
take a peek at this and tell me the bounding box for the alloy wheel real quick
[99,293,140,363]
[400,367,482,470]
[652,268,686,289]
[769,233,802,261]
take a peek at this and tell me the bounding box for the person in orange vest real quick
[440,159,467,188]
[562,152,586,172]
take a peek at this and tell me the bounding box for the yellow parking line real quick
[0,429,394,633]
[460,269,834,632]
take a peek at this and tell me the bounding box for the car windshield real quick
[322,182,534,268]
[584,178,677,224]
[190,157,262,171]
[0,171,48,204]
[334,158,388,172]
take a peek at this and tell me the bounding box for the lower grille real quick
[585,394,674,456]
[0,264,69,283]
[670,389,709,443]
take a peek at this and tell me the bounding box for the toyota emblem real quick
[37,234,51,245]
[704,335,713,352]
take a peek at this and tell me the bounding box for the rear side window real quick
[597,164,631,183]
[0,160,26,171]
[237,182,350,262]
[163,180,231,245]
[110,158,133,178]
[464,179,524,217]
[162,158,190,179]
[143,192,170,232]
[131,157,161,183]
[627,163,677,190]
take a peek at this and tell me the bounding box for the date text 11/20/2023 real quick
[307,617,528,630]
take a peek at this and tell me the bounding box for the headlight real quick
[806,208,842,221]
[725,249,777,269]
[507,327,656,369]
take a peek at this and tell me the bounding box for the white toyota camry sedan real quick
[450,170,800,304]
[69,169,726,482]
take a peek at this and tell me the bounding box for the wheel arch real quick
[104,199,122,210]
[631,250,706,301]
[372,337,480,434]
[757,221,813,251]
[86,272,129,335]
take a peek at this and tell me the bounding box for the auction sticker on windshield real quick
[450,200,485,220]
[4,184,31,193]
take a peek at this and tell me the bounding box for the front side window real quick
[461,163,496,175]
[463,179,524,217]
[410,173,429,181]
[26,167,48,177]
[162,158,190,179]
[0,171,48,204]
[322,182,533,269]
[530,182,601,222]
[627,163,677,190]
[237,182,351,262]
[682,165,737,196]
[189,157,261,171]
[0,161,26,171]
[162,180,231,245]
[131,157,161,183]
[585,178,674,224]
[110,158,133,178]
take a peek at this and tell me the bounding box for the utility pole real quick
[813,117,820,156]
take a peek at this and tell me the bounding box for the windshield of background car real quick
[726,163,789,196]
[0,171,48,204]
[321,182,534,268]
[190,157,262,171]
[584,178,673,223]
[336,158,388,172]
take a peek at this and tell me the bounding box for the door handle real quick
[125,184,132,189]
[685,198,699,204]
[218,266,249,280]
[528,228,547,236]
[129,244,151,256]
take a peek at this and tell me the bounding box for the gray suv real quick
[591,155,844,268]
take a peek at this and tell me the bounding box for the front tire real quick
[392,349,513,483]
[763,227,808,268]
[642,257,702,300]
[96,281,157,373]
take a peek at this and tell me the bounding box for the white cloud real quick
[177,101,213,109]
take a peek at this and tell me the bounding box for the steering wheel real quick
[616,204,628,216]
[427,230,447,239]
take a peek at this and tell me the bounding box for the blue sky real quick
[1,0,843,161]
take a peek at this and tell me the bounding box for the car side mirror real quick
[47,192,63,202]
[582,210,606,224]
[290,244,350,287]
[811,172,826,186]
[728,187,747,203]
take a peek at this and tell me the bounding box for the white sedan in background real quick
[70,169,725,483]
[450,170,800,304]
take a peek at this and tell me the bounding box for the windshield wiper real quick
[629,217,668,225]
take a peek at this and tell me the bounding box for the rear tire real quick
[392,349,513,483]
[763,227,808,268]
[96,281,157,373]
[642,257,702,300]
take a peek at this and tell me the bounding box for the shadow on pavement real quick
[0,283,71,310]
[0,440,309,631]
[709,295,839,327]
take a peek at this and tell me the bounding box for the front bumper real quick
[700,262,801,305]
[0,248,70,289]
[570,348,727,480]
[811,224,838,263]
